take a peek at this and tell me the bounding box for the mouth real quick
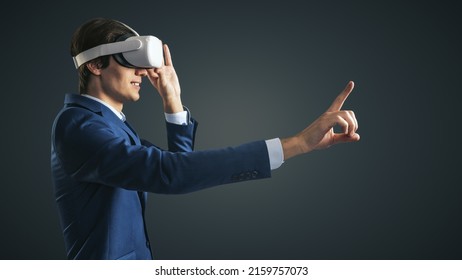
[131,82,141,87]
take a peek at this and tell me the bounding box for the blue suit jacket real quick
[50,93,271,259]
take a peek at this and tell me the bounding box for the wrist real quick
[162,96,183,113]
[281,135,315,160]
[281,136,304,160]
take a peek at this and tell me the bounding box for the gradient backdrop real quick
[1,0,460,260]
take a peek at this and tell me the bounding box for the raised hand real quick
[147,44,183,113]
[282,81,360,160]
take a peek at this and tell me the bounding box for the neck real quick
[86,92,123,112]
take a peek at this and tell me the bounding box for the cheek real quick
[101,66,133,91]
[109,73,126,88]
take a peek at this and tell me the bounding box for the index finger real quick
[163,44,173,66]
[327,81,355,112]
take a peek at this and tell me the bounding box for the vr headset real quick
[72,21,163,69]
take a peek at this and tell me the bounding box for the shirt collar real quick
[81,94,126,121]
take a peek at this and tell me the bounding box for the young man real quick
[51,18,360,259]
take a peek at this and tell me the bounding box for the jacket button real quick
[146,241,150,248]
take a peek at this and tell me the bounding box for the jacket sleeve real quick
[52,108,271,194]
[166,120,198,153]
[165,107,198,153]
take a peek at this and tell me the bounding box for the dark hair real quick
[70,18,136,94]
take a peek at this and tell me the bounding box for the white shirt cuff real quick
[265,138,284,170]
[165,111,188,125]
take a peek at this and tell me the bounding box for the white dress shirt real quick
[81,94,284,170]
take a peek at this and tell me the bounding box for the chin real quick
[131,93,141,102]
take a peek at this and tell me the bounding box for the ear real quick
[86,61,103,76]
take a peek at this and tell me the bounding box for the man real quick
[51,18,360,260]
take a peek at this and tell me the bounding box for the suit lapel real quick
[100,107,141,145]
[99,105,146,209]
[123,120,142,145]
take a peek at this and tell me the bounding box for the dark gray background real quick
[1,0,460,260]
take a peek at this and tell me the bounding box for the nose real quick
[135,68,147,77]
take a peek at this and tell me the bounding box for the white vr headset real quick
[72,22,163,69]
